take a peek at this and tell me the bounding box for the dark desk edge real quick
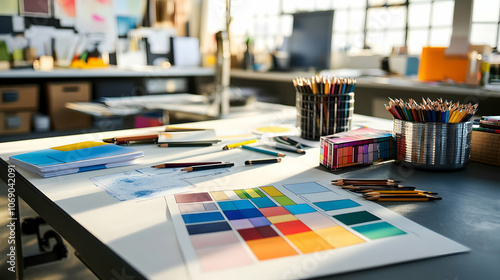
[0,158,147,280]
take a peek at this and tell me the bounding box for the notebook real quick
[9,141,143,177]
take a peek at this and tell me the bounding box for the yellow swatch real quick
[260,186,283,197]
[256,126,291,133]
[267,214,298,224]
[51,141,107,152]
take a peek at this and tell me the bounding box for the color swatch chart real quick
[166,181,468,280]
[320,127,395,170]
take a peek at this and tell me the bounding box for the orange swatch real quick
[246,236,298,260]
[314,226,365,248]
[286,231,334,253]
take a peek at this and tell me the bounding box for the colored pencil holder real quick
[393,119,472,170]
[296,92,354,140]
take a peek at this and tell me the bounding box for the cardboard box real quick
[0,85,39,111]
[471,130,500,166]
[0,112,32,134]
[47,82,92,130]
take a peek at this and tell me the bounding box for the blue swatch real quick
[233,200,255,210]
[284,204,317,215]
[250,197,276,208]
[223,210,244,220]
[218,201,237,211]
[182,212,225,224]
[313,199,360,211]
[186,221,232,235]
[240,208,263,218]
[249,217,271,227]
[283,182,329,194]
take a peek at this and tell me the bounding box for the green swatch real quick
[333,211,380,226]
[352,222,406,239]
[274,196,296,206]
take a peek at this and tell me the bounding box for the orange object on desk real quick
[418,47,468,83]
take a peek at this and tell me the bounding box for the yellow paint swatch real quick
[261,186,283,197]
[267,214,298,224]
[51,141,107,151]
[246,236,298,260]
[210,191,229,201]
[286,231,334,253]
[314,226,365,248]
[244,188,260,198]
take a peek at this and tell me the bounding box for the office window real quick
[471,0,500,48]
[209,0,500,66]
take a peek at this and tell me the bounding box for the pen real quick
[244,158,282,165]
[265,142,305,154]
[181,162,235,172]
[332,181,402,186]
[241,145,286,157]
[152,162,222,168]
[276,136,303,148]
[222,139,257,150]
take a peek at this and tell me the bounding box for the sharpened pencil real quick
[340,185,415,191]
[152,162,222,168]
[158,142,213,147]
[365,195,442,201]
[241,145,286,157]
[181,162,234,172]
[244,158,282,165]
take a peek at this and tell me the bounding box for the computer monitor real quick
[288,10,334,71]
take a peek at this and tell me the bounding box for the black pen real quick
[244,158,282,165]
[181,162,234,172]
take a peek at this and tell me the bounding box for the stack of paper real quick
[9,141,143,177]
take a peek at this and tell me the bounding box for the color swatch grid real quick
[167,182,409,279]
[320,127,395,170]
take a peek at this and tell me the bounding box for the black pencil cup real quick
[296,92,354,140]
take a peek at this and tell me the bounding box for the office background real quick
[1,1,500,279]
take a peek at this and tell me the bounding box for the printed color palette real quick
[167,181,469,280]
[168,182,413,276]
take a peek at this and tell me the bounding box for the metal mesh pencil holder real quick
[393,119,472,170]
[296,92,354,140]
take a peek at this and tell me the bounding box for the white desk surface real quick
[1,109,499,280]
[0,110,390,279]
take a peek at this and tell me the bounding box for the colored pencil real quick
[332,179,401,183]
[266,142,306,154]
[363,190,438,195]
[241,145,286,157]
[386,97,477,123]
[152,162,223,168]
[181,162,234,172]
[223,139,258,150]
[365,195,442,201]
[103,134,159,145]
[244,158,282,165]
[341,185,416,191]
[158,142,213,147]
